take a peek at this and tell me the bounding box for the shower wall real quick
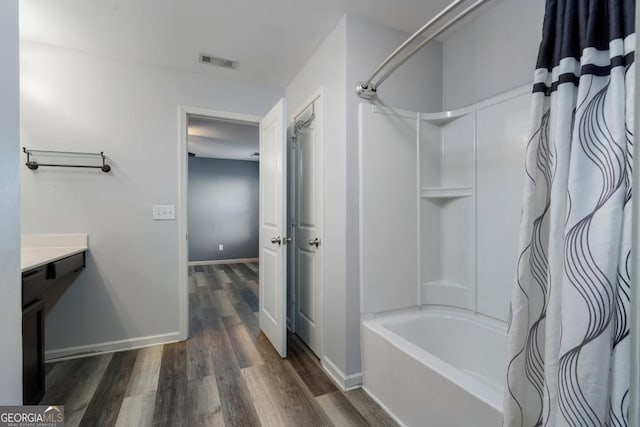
[359,107,419,314]
[360,85,531,322]
[474,93,530,320]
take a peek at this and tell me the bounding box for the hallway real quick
[40,263,397,426]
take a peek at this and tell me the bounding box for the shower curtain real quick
[504,1,635,426]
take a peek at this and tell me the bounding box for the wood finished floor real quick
[41,263,398,427]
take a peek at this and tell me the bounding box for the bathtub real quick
[362,307,507,427]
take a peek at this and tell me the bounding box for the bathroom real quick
[0,0,637,426]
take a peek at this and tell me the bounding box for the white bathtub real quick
[362,307,507,427]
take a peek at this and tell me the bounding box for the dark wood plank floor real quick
[41,262,398,427]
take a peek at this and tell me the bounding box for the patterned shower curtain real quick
[504,1,635,426]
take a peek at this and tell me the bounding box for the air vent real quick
[199,53,238,69]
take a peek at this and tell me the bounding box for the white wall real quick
[0,0,22,404]
[20,42,282,356]
[286,14,443,382]
[442,0,545,110]
[346,14,443,376]
[346,14,443,114]
[286,17,349,379]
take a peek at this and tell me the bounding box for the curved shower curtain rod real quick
[355,0,489,99]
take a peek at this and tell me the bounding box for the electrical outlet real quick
[153,205,176,220]
[218,244,224,251]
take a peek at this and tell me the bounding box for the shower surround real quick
[358,85,530,426]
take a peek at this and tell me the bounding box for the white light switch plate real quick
[153,205,176,220]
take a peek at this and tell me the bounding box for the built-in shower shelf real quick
[421,106,473,126]
[421,186,472,199]
[423,280,467,289]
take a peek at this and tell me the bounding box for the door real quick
[292,98,323,356]
[259,98,288,358]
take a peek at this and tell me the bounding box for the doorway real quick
[178,107,263,341]
[186,116,260,266]
[178,97,324,361]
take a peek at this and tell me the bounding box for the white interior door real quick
[293,99,323,356]
[259,98,287,358]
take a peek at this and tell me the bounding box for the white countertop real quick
[21,234,89,272]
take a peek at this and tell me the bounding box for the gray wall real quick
[188,157,259,262]
[0,0,22,404]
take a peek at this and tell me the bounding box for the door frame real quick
[177,106,262,340]
[287,88,325,358]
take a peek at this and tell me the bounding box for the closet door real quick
[259,98,288,358]
[292,97,323,357]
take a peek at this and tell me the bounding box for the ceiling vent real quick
[199,53,238,69]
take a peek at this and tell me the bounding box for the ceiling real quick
[188,116,259,161]
[19,0,458,88]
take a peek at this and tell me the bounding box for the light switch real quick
[218,244,224,251]
[153,205,176,220]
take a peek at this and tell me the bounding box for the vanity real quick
[21,234,88,404]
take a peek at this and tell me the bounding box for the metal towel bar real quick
[23,148,112,173]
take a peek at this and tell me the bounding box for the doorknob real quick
[283,237,292,245]
[308,237,320,247]
[271,236,282,245]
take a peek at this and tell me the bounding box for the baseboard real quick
[321,356,362,391]
[188,258,259,266]
[361,385,408,427]
[44,331,182,362]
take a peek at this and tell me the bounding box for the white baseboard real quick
[321,356,362,391]
[45,331,182,362]
[361,385,408,427]
[188,258,259,266]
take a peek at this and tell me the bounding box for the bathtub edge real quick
[361,385,410,427]
[362,307,505,414]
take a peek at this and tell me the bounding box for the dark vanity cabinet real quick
[22,299,44,404]
[22,252,85,404]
